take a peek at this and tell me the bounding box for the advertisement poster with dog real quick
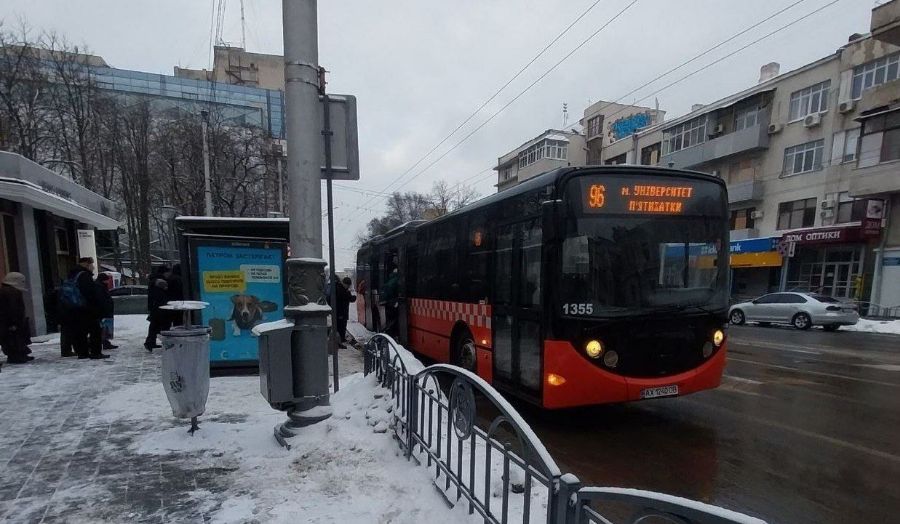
[193,240,287,365]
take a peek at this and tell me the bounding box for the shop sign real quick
[730,237,778,254]
[781,226,877,245]
[884,257,900,267]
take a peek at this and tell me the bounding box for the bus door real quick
[493,218,543,393]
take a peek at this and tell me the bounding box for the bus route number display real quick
[582,178,697,215]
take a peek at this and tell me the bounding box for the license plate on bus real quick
[640,385,679,399]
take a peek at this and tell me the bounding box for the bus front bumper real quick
[541,339,727,409]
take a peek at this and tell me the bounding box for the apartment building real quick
[495,129,586,191]
[652,2,900,307]
[582,100,665,165]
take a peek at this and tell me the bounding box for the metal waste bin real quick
[160,324,212,433]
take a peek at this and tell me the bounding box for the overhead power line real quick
[448,0,838,190]
[381,0,640,192]
[352,0,617,212]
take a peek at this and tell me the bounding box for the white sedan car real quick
[728,292,859,331]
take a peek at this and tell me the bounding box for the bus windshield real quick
[560,176,728,317]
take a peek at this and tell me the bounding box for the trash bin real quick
[160,324,211,415]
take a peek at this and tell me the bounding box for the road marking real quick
[859,364,900,372]
[729,357,900,388]
[784,348,823,355]
[681,398,900,465]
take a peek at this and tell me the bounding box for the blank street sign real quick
[319,94,359,181]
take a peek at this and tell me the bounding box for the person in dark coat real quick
[335,277,356,347]
[0,272,33,364]
[381,267,400,337]
[64,257,109,360]
[166,264,184,326]
[144,266,171,352]
[95,273,117,350]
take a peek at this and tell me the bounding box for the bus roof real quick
[359,165,722,249]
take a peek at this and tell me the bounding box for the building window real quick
[734,106,758,131]
[852,52,900,99]
[604,153,626,165]
[842,128,860,163]
[518,139,567,169]
[730,208,756,230]
[777,198,817,230]
[783,139,824,176]
[788,80,830,121]
[861,110,900,164]
[663,116,707,154]
[640,142,660,165]
[55,227,70,255]
[832,192,866,224]
[587,116,602,139]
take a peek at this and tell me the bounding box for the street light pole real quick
[276,0,332,436]
[201,110,213,216]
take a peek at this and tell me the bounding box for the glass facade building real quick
[92,67,285,138]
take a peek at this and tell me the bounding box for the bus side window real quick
[495,225,514,305]
[519,219,542,308]
[466,214,490,302]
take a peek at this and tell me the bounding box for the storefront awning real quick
[0,177,119,230]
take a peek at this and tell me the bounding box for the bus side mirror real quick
[542,200,560,241]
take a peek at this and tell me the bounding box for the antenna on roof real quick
[562,103,568,127]
[240,0,246,49]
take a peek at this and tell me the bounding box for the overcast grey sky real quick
[1,0,875,268]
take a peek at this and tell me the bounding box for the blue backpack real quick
[59,273,86,309]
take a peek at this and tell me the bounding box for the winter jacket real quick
[381,272,400,305]
[335,283,356,320]
[68,267,101,317]
[0,284,29,355]
[95,282,114,319]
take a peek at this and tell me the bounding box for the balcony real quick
[872,0,900,46]
[727,179,764,204]
[660,122,769,170]
[729,228,759,241]
[849,159,900,197]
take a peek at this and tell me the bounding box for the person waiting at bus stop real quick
[0,272,33,365]
[335,276,356,347]
[381,267,400,338]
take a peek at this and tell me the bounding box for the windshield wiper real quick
[645,303,716,315]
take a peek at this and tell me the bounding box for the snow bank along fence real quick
[363,334,763,524]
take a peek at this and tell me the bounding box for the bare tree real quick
[430,180,480,215]
[0,22,53,161]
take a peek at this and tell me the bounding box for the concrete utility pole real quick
[201,110,213,216]
[284,0,323,256]
[276,0,332,437]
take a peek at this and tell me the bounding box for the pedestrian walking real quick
[96,273,118,350]
[144,266,171,352]
[0,272,34,364]
[335,276,356,348]
[381,267,400,338]
[60,257,109,360]
[166,264,184,326]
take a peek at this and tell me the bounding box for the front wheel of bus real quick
[454,333,478,373]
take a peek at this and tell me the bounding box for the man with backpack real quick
[60,257,109,360]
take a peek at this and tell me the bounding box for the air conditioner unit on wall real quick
[708,123,724,137]
[803,113,822,128]
[838,100,857,114]
[821,200,835,210]
[750,210,764,219]
[767,123,783,134]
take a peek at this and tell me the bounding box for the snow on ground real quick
[843,318,900,335]
[0,314,478,523]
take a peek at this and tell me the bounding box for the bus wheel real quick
[453,331,478,373]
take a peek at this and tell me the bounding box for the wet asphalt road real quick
[516,325,900,524]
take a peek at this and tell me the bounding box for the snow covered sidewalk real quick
[0,316,472,523]
[843,317,900,335]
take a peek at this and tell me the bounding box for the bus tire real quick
[451,325,477,373]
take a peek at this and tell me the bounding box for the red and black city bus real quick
[356,166,729,408]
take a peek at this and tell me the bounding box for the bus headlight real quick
[602,350,619,368]
[585,340,603,359]
[712,329,725,347]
